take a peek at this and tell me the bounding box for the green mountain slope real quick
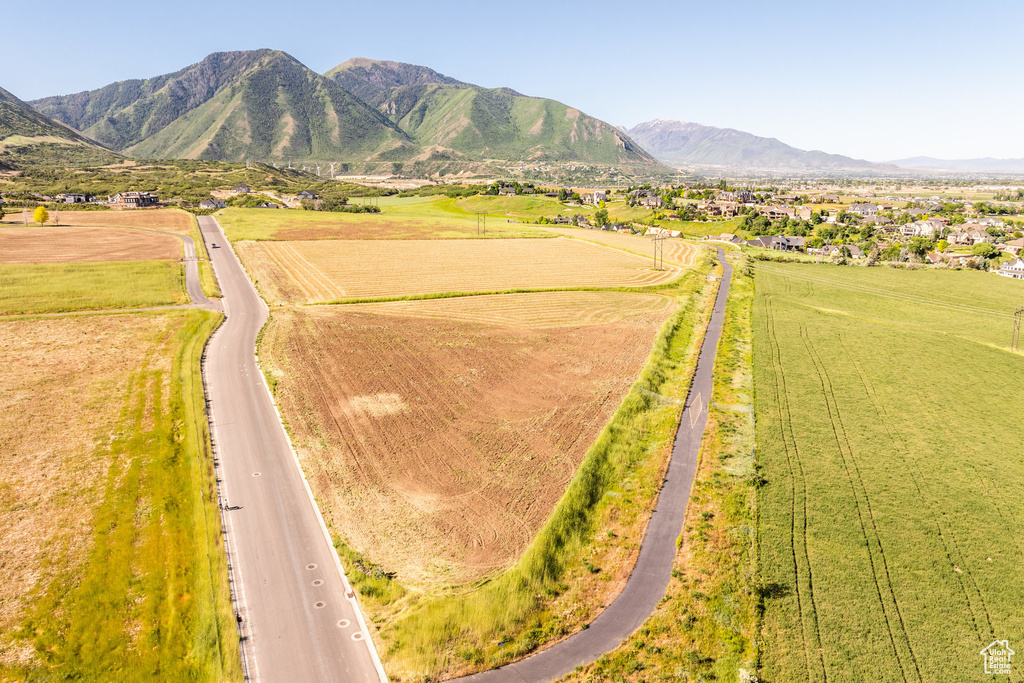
[325,59,659,167]
[31,51,414,163]
[0,85,118,168]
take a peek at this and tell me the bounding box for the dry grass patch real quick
[51,208,194,235]
[347,291,673,328]
[540,227,701,267]
[238,237,682,303]
[259,299,675,586]
[0,313,179,667]
[0,227,182,264]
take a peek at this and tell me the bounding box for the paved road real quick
[196,216,385,683]
[178,233,218,310]
[461,247,733,682]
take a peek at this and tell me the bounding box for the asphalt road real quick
[196,216,385,683]
[461,247,734,682]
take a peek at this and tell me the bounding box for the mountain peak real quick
[324,59,465,105]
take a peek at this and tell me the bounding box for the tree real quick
[594,208,609,227]
[0,205,4,221]
[972,243,1000,259]
[936,240,949,252]
[907,237,932,258]
[558,188,568,201]
[33,206,49,225]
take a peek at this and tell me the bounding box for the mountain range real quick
[0,85,117,168]
[886,156,1024,174]
[623,119,891,172]
[26,51,658,173]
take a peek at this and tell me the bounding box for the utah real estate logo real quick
[980,640,1014,675]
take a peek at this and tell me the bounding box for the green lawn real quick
[0,260,186,315]
[754,263,1024,682]
[2,309,239,682]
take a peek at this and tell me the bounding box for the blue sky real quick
[4,0,1022,161]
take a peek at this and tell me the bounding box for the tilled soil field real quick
[345,290,673,328]
[0,227,182,264]
[539,227,701,267]
[259,299,676,586]
[238,237,682,303]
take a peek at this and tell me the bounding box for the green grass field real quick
[1,309,239,682]
[754,263,1024,682]
[0,260,186,315]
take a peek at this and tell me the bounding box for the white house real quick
[997,257,1024,279]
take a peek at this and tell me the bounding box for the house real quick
[640,194,663,209]
[775,194,799,203]
[646,226,681,238]
[746,235,805,251]
[925,252,944,265]
[947,254,976,267]
[231,184,251,194]
[199,198,227,210]
[822,244,864,259]
[906,207,929,217]
[1001,238,1024,256]
[257,202,281,209]
[862,214,893,225]
[707,232,743,244]
[797,207,814,220]
[998,257,1024,279]
[759,206,797,220]
[815,194,840,203]
[901,220,937,238]
[553,216,572,224]
[498,186,517,197]
[718,189,755,203]
[848,203,878,216]
[109,191,159,208]
[57,193,90,204]
[977,216,1005,227]
[297,190,320,200]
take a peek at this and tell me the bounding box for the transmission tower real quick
[1013,306,1023,352]
[477,212,487,236]
[652,235,667,270]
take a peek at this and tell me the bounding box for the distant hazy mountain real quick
[0,85,117,168]
[889,157,1024,174]
[625,119,888,171]
[32,50,412,163]
[326,59,660,167]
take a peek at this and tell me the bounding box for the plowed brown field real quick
[0,227,182,264]
[237,237,682,303]
[539,227,701,267]
[50,209,194,235]
[345,291,672,328]
[259,298,675,586]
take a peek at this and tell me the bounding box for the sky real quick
[4,0,1023,162]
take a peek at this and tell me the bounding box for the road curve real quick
[196,216,385,682]
[461,246,733,682]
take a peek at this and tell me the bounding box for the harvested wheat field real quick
[0,227,183,264]
[238,237,683,303]
[346,290,673,328]
[540,227,701,267]
[52,208,194,235]
[259,296,676,585]
[0,313,181,667]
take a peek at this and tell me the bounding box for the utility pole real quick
[652,234,666,270]
[1013,306,1023,352]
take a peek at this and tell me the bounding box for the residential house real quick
[647,226,681,238]
[815,194,840,203]
[109,191,159,208]
[57,193,91,204]
[553,216,572,224]
[746,235,805,251]
[906,208,929,217]
[231,184,251,194]
[297,190,320,200]
[257,202,281,209]
[707,232,743,244]
[901,220,937,238]
[1001,238,1024,256]
[640,194,663,209]
[998,257,1024,279]
[977,216,1005,227]
[862,214,893,225]
[821,244,865,259]
[718,189,755,203]
[199,198,227,210]
[498,186,517,197]
[797,207,814,220]
[775,194,799,203]
[848,203,879,216]
[759,206,797,220]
